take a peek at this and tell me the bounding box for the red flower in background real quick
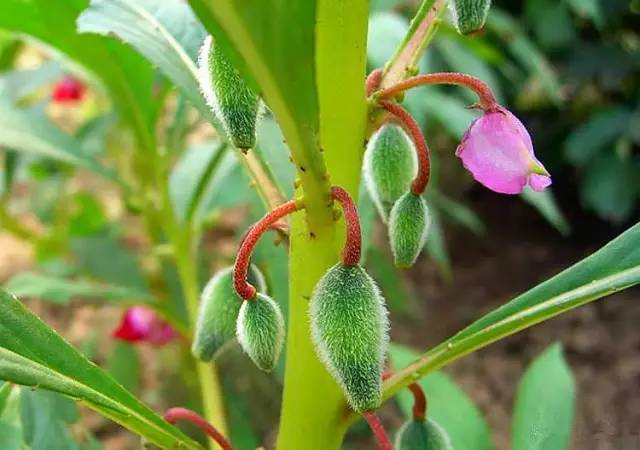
[113,307,177,346]
[52,76,86,103]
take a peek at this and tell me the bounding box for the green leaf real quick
[4,272,150,305]
[70,237,148,291]
[564,108,632,166]
[358,184,377,263]
[367,248,410,313]
[430,191,486,236]
[521,187,571,236]
[169,140,227,222]
[0,382,11,414]
[455,223,640,341]
[0,387,23,450]
[424,207,453,281]
[389,344,495,450]
[421,90,479,138]
[487,9,564,105]
[385,223,640,397]
[512,343,575,450]
[566,0,604,26]
[21,389,80,450]
[188,0,346,222]
[107,342,140,394]
[0,61,63,102]
[77,0,212,120]
[0,288,203,449]
[0,0,157,152]
[0,101,115,180]
[580,151,640,223]
[253,115,296,199]
[436,36,504,102]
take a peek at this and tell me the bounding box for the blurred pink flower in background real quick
[113,307,176,346]
[456,109,551,194]
[52,76,86,103]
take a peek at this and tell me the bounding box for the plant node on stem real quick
[234,200,303,300]
[377,72,498,111]
[164,407,234,450]
[379,101,431,195]
[330,186,362,266]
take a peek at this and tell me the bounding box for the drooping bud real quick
[395,419,453,450]
[364,124,418,222]
[450,0,492,35]
[52,76,86,103]
[192,265,266,361]
[388,192,430,268]
[113,307,176,346]
[236,294,285,372]
[198,35,260,151]
[310,263,389,412]
[456,109,551,194]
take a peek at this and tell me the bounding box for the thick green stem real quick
[276,1,369,449]
[276,215,349,450]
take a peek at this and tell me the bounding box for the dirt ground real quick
[1,188,638,450]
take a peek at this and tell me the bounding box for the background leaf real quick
[4,272,150,305]
[512,343,575,450]
[0,0,158,151]
[0,288,202,449]
[0,101,114,180]
[77,0,211,120]
[521,188,571,236]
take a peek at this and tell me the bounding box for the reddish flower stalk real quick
[366,68,384,97]
[363,411,393,450]
[379,101,431,195]
[377,72,498,111]
[164,407,234,450]
[383,370,427,421]
[331,186,362,266]
[234,200,302,300]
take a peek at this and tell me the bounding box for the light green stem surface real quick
[276,1,369,449]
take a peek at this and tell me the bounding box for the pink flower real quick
[456,109,551,194]
[52,76,86,103]
[113,307,176,346]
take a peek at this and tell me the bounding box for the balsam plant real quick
[0,1,638,449]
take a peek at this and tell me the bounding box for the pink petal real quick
[456,110,550,195]
[529,173,552,192]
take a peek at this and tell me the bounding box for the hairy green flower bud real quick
[310,263,389,412]
[192,265,266,361]
[396,419,453,450]
[364,124,417,222]
[198,36,260,150]
[389,192,430,268]
[450,0,492,35]
[237,294,284,372]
